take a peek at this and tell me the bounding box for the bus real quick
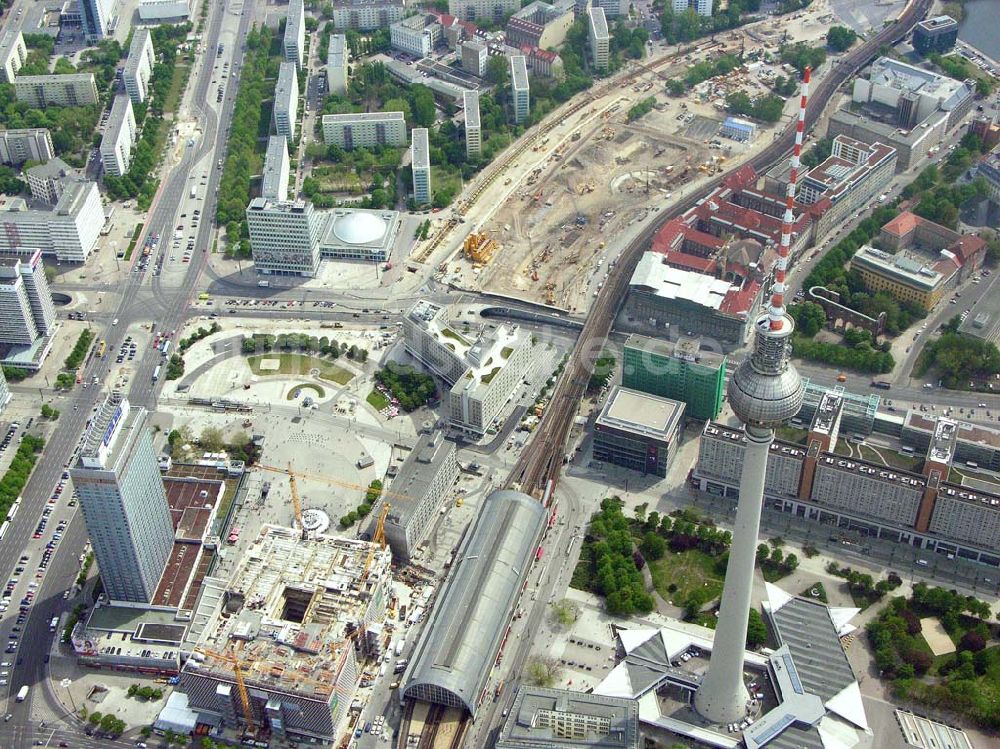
[96,339,106,358]
[15,685,28,702]
[0,521,8,540]
[152,365,161,382]
[7,496,20,521]
[161,340,171,356]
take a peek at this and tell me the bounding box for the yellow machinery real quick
[363,503,391,580]
[464,232,498,264]
[257,464,415,505]
[195,647,256,735]
[287,462,305,539]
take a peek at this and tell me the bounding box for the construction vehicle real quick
[464,232,499,264]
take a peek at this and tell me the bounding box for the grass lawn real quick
[430,165,462,206]
[247,353,352,384]
[123,223,143,261]
[648,548,724,606]
[367,389,390,410]
[775,425,808,445]
[858,443,923,472]
[217,479,239,523]
[163,62,191,115]
[798,582,828,603]
[286,382,326,400]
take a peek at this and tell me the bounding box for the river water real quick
[957,0,1000,60]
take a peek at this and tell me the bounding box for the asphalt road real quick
[0,0,257,744]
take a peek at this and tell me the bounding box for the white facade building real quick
[411,128,432,206]
[25,158,76,205]
[14,73,99,107]
[0,252,56,346]
[449,0,518,22]
[390,14,441,57]
[0,29,27,83]
[273,62,299,143]
[123,28,155,105]
[461,40,487,77]
[587,6,609,72]
[327,33,349,95]
[0,129,55,166]
[672,0,711,16]
[464,90,481,159]
[71,394,175,604]
[247,198,323,276]
[510,55,530,124]
[327,0,405,29]
[261,136,290,202]
[100,95,137,178]
[0,180,104,263]
[284,0,306,68]
[322,112,407,149]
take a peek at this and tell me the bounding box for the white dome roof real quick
[334,211,387,245]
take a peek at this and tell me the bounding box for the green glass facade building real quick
[622,334,726,421]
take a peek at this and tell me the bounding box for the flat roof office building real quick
[0,252,56,346]
[123,28,155,105]
[25,157,76,205]
[587,7,609,72]
[914,15,958,55]
[384,432,459,562]
[463,90,481,159]
[0,128,54,167]
[261,136,290,202]
[327,0,406,30]
[100,95,138,177]
[274,62,299,143]
[411,127,432,206]
[622,334,726,421]
[322,112,407,150]
[0,180,104,263]
[448,0,519,23]
[593,386,684,477]
[71,394,175,604]
[510,55,529,124]
[327,33,349,95]
[14,73,98,108]
[284,0,306,68]
[247,198,323,276]
[497,687,640,749]
[0,30,27,83]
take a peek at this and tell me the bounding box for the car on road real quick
[112,318,119,325]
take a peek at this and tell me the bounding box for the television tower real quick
[693,67,811,726]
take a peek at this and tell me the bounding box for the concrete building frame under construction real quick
[177,526,393,745]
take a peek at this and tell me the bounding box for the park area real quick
[248,354,353,385]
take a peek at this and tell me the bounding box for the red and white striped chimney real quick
[768,65,811,331]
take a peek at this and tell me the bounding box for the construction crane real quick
[194,647,256,735]
[257,464,417,504]
[363,503,391,580]
[287,461,305,539]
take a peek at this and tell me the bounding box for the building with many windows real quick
[913,15,958,55]
[77,0,117,40]
[448,0,518,22]
[720,116,756,143]
[622,334,726,421]
[507,0,574,50]
[321,112,407,149]
[463,90,481,159]
[0,180,104,263]
[246,198,323,276]
[461,40,487,76]
[383,432,459,562]
[123,28,155,105]
[327,0,405,29]
[71,394,175,604]
[327,33,349,95]
[593,386,684,478]
[25,158,77,205]
[273,62,299,143]
[497,687,640,749]
[411,127,432,205]
[14,73,99,108]
[511,55,529,124]
[403,300,535,435]
[0,29,27,83]
[284,0,306,68]
[0,252,56,347]
[850,243,969,311]
[100,95,138,178]
[587,6,609,72]
[261,136,290,202]
[390,13,442,57]
[0,128,54,166]
[980,145,1000,210]
[694,395,1000,566]
[671,0,711,16]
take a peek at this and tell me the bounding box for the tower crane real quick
[363,502,391,579]
[194,647,256,735]
[256,464,417,504]
[286,461,305,539]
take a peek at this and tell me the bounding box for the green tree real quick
[826,26,857,52]
[200,427,226,452]
[640,532,667,561]
[746,608,768,648]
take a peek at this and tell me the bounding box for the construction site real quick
[175,525,394,746]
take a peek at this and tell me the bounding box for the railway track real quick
[505,0,932,496]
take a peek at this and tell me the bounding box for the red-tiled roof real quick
[720,281,761,315]
[723,164,758,190]
[951,235,986,263]
[662,250,717,273]
[881,210,921,237]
